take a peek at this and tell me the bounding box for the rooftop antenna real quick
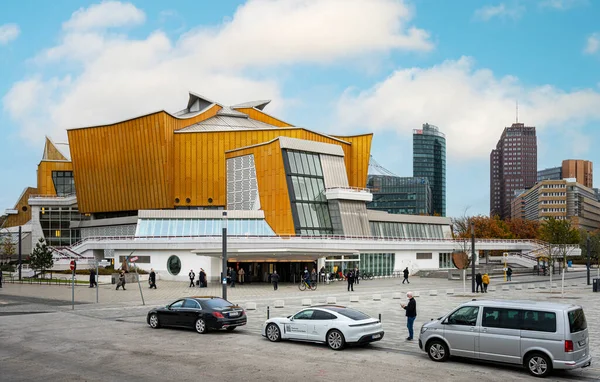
[516,100,519,123]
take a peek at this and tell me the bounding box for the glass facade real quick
[39,206,89,246]
[439,253,454,268]
[360,253,395,276]
[367,175,432,215]
[413,123,446,216]
[370,221,445,239]
[136,218,275,237]
[282,150,333,235]
[52,171,76,196]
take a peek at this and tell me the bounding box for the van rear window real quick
[568,309,587,333]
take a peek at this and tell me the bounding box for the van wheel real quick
[525,352,552,378]
[427,340,449,362]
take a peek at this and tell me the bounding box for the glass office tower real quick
[413,123,446,216]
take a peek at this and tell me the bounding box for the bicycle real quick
[298,279,317,291]
[361,272,374,280]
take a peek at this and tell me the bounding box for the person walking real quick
[482,273,490,293]
[475,272,483,293]
[0,269,3,288]
[346,269,354,291]
[149,268,157,289]
[402,267,410,284]
[230,267,236,288]
[116,271,126,290]
[355,267,360,285]
[89,269,97,288]
[507,267,513,282]
[401,292,417,341]
[188,269,195,287]
[271,270,280,290]
[199,268,206,288]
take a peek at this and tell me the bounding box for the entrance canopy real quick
[191,248,359,262]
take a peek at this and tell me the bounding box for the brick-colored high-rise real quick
[562,159,593,188]
[490,123,537,219]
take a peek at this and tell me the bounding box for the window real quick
[51,171,76,196]
[447,306,479,326]
[568,309,587,333]
[293,310,315,320]
[167,255,181,275]
[482,308,521,329]
[522,310,556,332]
[283,150,332,235]
[201,298,233,310]
[327,307,371,321]
[183,299,200,309]
[312,310,337,320]
[416,253,432,260]
[169,300,185,309]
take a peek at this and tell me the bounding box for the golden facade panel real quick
[2,187,37,228]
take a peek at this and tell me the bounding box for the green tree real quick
[538,218,580,280]
[579,229,600,265]
[29,238,54,276]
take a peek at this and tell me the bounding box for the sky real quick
[1,0,599,218]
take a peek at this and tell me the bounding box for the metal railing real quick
[325,186,371,193]
[29,193,77,199]
[2,274,71,286]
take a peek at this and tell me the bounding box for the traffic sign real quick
[130,256,139,262]
[70,260,76,271]
[503,252,509,258]
[503,267,508,271]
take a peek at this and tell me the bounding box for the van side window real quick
[447,306,479,326]
[482,308,521,329]
[522,310,556,333]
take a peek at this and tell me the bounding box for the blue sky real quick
[1,0,599,218]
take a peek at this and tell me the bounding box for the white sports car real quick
[262,305,384,350]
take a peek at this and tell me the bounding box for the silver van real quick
[418,300,591,378]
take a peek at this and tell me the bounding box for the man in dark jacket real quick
[0,269,3,288]
[401,292,417,340]
[89,269,97,288]
[199,268,206,288]
[476,273,483,293]
[149,269,157,289]
[507,267,513,282]
[346,270,355,291]
[188,270,195,287]
[230,268,236,288]
[402,267,410,284]
[271,270,280,290]
[355,267,360,284]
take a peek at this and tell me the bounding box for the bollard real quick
[267,306,270,320]
[379,313,382,323]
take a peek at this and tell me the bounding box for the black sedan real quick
[147,296,247,334]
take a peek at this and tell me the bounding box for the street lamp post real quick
[222,211,228,301]
[18,226,22,281]
[587,236,591,286]
[471,221,476,293]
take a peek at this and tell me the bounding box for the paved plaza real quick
[1,272,600,381]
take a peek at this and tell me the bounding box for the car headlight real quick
[420,326,428,334]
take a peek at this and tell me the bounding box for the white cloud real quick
[3,0,433,143]
[63,1,145,31]
[474,3,525,21]
[0,23,20,45]
[584,33,599,55]
[335,57,600,161]
[539,0,588,10]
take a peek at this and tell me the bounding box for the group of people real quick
[113,268,157,290]
[475,272,491,293]
[188,268,207,288]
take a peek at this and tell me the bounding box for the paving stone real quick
[326,296,337,304]
[429,290,437,296]
[274,300,284,308]
[245,302,257,310]
[392,293,403,299]
[349,295,360,303]
[373,294,382,301]
[446,289,454,295]
[502,285,510,291]
[515,285,523,290]
[301,299,311,306]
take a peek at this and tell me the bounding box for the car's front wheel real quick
[195,318,208,334]
[427,340,449,362]
[525,352,552,378]
[327,329,345,350]
[148,314,160,329]
[266,323,281,342]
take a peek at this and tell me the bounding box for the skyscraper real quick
[413,123,446,216]
[490,123,537,219]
